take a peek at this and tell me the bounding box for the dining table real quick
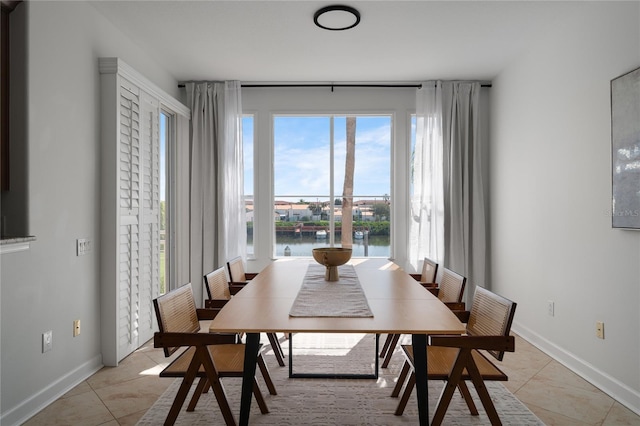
[208,257,466,425]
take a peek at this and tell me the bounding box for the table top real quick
[208,257,466,335]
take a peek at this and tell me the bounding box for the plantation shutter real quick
[138,91,160,345]
[100,58,189,366]
[115,80,160,360]
[117,79,143,359]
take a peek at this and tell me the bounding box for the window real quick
[273,115,391,257]
[242,87,415,267]
[159,111,170,294]
[243,115,254,256]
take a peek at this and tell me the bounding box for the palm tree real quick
[342,117,356,248]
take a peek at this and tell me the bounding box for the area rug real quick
[138,333,544,425]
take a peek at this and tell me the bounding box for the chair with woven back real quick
[227,256,258,284]
[153,283,276,425]
[379,257,439,363]
[226,256,286,367]
[409,257,439,288]
[430,267,467,311]
[380,266,467,368]
[203,266,278,395]
[204,265,245,309]
[391,285,517,425]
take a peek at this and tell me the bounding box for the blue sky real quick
[244,115,391,201]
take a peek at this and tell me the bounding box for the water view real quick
[248,234,391,258]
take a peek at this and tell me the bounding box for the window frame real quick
[272,113,392,252]
[242,87,415,271]
[160,108,176,293]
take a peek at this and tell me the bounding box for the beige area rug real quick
[138,333,545,425]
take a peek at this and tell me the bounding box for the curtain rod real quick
[177,82,492,89]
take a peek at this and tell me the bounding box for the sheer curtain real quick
[409,83,444,270]
[410,81,487,304]
[186,81,246,304]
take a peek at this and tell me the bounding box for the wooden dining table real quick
[209,257,465,425]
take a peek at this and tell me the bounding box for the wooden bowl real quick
[312,247,352,281]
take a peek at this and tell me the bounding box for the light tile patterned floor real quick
[22,333,640,425]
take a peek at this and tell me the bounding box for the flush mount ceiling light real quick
[314,5,360,31]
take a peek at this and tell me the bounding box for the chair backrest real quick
[227,256,247,282]
[438,267,466,303]
[204,266,231,300]
[466,286,517,361]
[420,257,439,283]
[153,283,200,357]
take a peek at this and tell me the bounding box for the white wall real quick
[491,1,640,414]
[0,2,179,424]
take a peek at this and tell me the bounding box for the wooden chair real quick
[204,265,245,309]
[379,258,439,365]
[226,257,286,367]
[380,266,467,368]
[429,267,467,308]
[391,286,517,426]
[203,267,279,394]
[226,256,258,284]
[153,283,275,425]
[409,257,439,288]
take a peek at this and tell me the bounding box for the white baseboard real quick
[1,355,103,426]
[512,321,640,417]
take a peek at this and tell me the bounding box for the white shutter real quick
[138,91,160,344]
[100,58,190,366]
[117,81,141,359]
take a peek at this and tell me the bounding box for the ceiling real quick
[90,1,580,84]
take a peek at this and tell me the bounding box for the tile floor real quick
[22,333,640,425]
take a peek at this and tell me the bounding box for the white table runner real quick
[289,264,374,317]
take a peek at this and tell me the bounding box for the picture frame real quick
[610,66,640,229]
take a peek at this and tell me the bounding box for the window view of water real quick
[244,114,393,259]
[248,235,391,258]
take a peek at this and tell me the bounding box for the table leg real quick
[240,333,260,426]
[412,334,428,426]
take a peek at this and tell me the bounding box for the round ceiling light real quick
[314,5,360,31]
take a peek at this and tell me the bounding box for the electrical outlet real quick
[547,300,554,317]
[76,238,91,256]
[596,321,605,339]
[73,320,81,337]
[42,330,53,353]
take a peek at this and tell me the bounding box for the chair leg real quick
[458,381,479,415]
[208,378,236,426]
[382,334,401,368]
[252,379,270,414]
[394,371,416,416]
[431,348,473,426]
[186,377,209,412]
[198,347,236,426]
[274,333,286,358]
[391,360,411,397]
[257,353,278,395]
[165,356,204,425]
[267,332,285,367]
[379,333,394,358]
[465,354,502,425]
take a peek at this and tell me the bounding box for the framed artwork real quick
[611,67,640,229]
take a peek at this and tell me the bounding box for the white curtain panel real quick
[411,81,487,303]
[186,82,245,303]
[218,81,246,267]
[409,83,445,271]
